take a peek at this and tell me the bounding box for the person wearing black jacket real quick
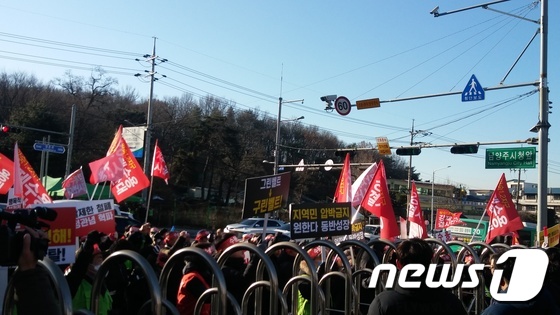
[367,238,467,315]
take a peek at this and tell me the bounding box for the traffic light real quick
[1,125,21,133]
[450,145,479,154]
[395,147,421,156]
[334,149,356,158]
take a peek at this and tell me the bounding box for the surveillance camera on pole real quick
[320,95,337,112]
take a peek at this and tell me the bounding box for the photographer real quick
[12,229,60,315]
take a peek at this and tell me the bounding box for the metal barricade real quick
[367,238,398,295]
[266,241,318,315]
[2,257,74,315]
[447,240,486,315]
[303,239,358,315]
[216,242,280,315]
[92,249,175,315]
[161,247,231,315]
[338,239,381,313]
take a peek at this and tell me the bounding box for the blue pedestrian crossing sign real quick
[462,74,485,102]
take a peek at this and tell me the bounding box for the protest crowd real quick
[2,127,560,314]
[5,223,560,315]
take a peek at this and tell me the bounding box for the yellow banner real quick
[539,224,560,247]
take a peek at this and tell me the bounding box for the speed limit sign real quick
[334,96,351,116]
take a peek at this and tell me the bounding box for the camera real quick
[0,207,57,266]
[320,95,337,103]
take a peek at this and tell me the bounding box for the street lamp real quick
[281,116,305,122]
[431,165,451,232]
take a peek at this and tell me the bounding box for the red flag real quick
[13,142,52,207]
[351,162,378,208]
[408,181,428,238]
[333,153,352,203]
[62,167,88,199]
[485,173,524,243]
[360,160,399,239]
[0,152,14,195]
[151,139,169,184]
[107,127,150,202]
[435,209,464,230]
[89,152,124,184]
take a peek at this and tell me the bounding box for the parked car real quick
[364,224,381,240]
[224,218,286,234]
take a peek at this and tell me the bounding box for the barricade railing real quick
[448,240,486,315]
[303,239,358,315]
[216,241,280,315]
[92,249,175,315]
[267,241,320,315]
[367,238,398,295]
[339,239,381,313]
[161,247,230,315]
[2,257,74,315]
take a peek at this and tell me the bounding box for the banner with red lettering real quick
[333,153,352,203]
[485,173,524,243]
[44,199,117,238]
[0,152,14,194]
[13,142,52,207]
[360,159,399,239]
[62,167,88,199]
[435,209,464,230]
[408,181,428,238]
[152,139,169,184]
[107,126,150,202]
[42,206,77,264]
[89,152,124,184]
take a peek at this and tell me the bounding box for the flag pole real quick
[99,182,107,200]
[90,183,99,201]
[145,177,154,223]
[470,210,486,243]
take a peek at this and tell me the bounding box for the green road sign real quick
[485,147,536,169]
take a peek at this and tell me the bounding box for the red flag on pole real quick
[435,209,464,230]
[89,152,124,184]
[351,162,378,208]
[333,153,352,203]
[0,152,14,195]
[107,126,150,202]
[151,139,169,184]
[360,159,399,239]
[62,167,88,199]
[408,181,428,239]
[485,173,524,243]
[13,142,52,207]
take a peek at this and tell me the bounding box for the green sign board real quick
[485,147,536,169]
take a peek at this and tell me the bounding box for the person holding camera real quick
[12,229,61,315]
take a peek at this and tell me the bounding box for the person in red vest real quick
[176,242,214,315]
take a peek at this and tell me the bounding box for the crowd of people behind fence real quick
[10,222,560,315]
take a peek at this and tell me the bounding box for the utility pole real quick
[431,0,549,246]
[135,37,167,208]
[407,120,432,202]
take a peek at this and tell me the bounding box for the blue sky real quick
[0,1,558,191]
